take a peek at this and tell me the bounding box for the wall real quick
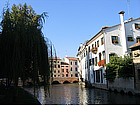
[104,25,123,64]
[108,78,134,93]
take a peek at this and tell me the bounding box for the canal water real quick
[26,84,140,105]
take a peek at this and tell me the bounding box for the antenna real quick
[127,0,130,18]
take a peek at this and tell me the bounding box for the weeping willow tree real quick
[0,3,51,88]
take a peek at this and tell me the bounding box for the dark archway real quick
[52,81,61,84]
[63,81,70,84]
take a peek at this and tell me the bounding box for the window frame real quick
[135,23,140,30]
[136,36,140,43]
[111,36,119,44]
[127,36,134,42]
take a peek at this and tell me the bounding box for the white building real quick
[77,11,140,89]
[64,57,78,78]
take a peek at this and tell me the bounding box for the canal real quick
[26,84,140,105]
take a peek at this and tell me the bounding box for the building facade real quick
[64,57,78,78]
[49,57,78,84]
[77,11,140,89]
[130,42,140,92]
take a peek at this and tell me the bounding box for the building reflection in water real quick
[25,84,140,105]
[87,88,109,104]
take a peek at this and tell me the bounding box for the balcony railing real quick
[98,59,106,67]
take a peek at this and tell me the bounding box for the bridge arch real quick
[63,80,71,84]
[52,81,61,84]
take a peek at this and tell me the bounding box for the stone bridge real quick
[51,77,79,84]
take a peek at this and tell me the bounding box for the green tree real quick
[106,55,134,82]
[106,56,119,82]
[0,3,50,87]
[118,55,134,78]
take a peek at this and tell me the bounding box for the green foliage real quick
[0,3,51,87]
[106,56,119,82]
[118,56,133,78]
[106,55,133,82]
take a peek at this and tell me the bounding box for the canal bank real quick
[80,79,140,96]
[0,87,41,105]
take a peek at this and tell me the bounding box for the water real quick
[26,84,140,105]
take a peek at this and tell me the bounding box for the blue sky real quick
[0,0,140,58]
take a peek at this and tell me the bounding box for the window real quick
[95,57,97,66]
[111,36,118,44]
[54,75,56,77]
[89,59,92,66]
[62,69,64,72]
[75,74,78,77]
[88,46,90,52]
[71,74,73,77]
[54,70,56,73]
[136,36,140,43]
[95,42,96,47]
[127,36,134,42]
[62,74,64,77]
[58,65,60,68]
[96,70,100,83]
[75,67,77,71]
[58,70,60,73]
[97,40,99,47]
[66,69,68,73]
[102,51,106,59]
[135,23,140,30]
[99,53,102,61]
[92,58,94,65]
[71,62,72,65]
[101,37,104,45]
[71,67,72,71]
[54,65,56,68]
[75,62,77,65]
[66,74,68,77]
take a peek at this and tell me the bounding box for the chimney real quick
[119,11,125,24]
[119,11,127,55]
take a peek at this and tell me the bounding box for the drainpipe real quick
[119,11,128,55]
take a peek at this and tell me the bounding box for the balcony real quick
[98,59,106,67]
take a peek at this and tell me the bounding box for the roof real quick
[61,62,69,65]
[86,17,140,45]
[129,42,140,50]
[66,57,77,61]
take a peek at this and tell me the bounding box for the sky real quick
[0,0,140,58]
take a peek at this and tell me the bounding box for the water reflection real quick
[78,86,88,105]
[25,84,140,105]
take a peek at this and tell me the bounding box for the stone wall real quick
[108,78,134,93]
